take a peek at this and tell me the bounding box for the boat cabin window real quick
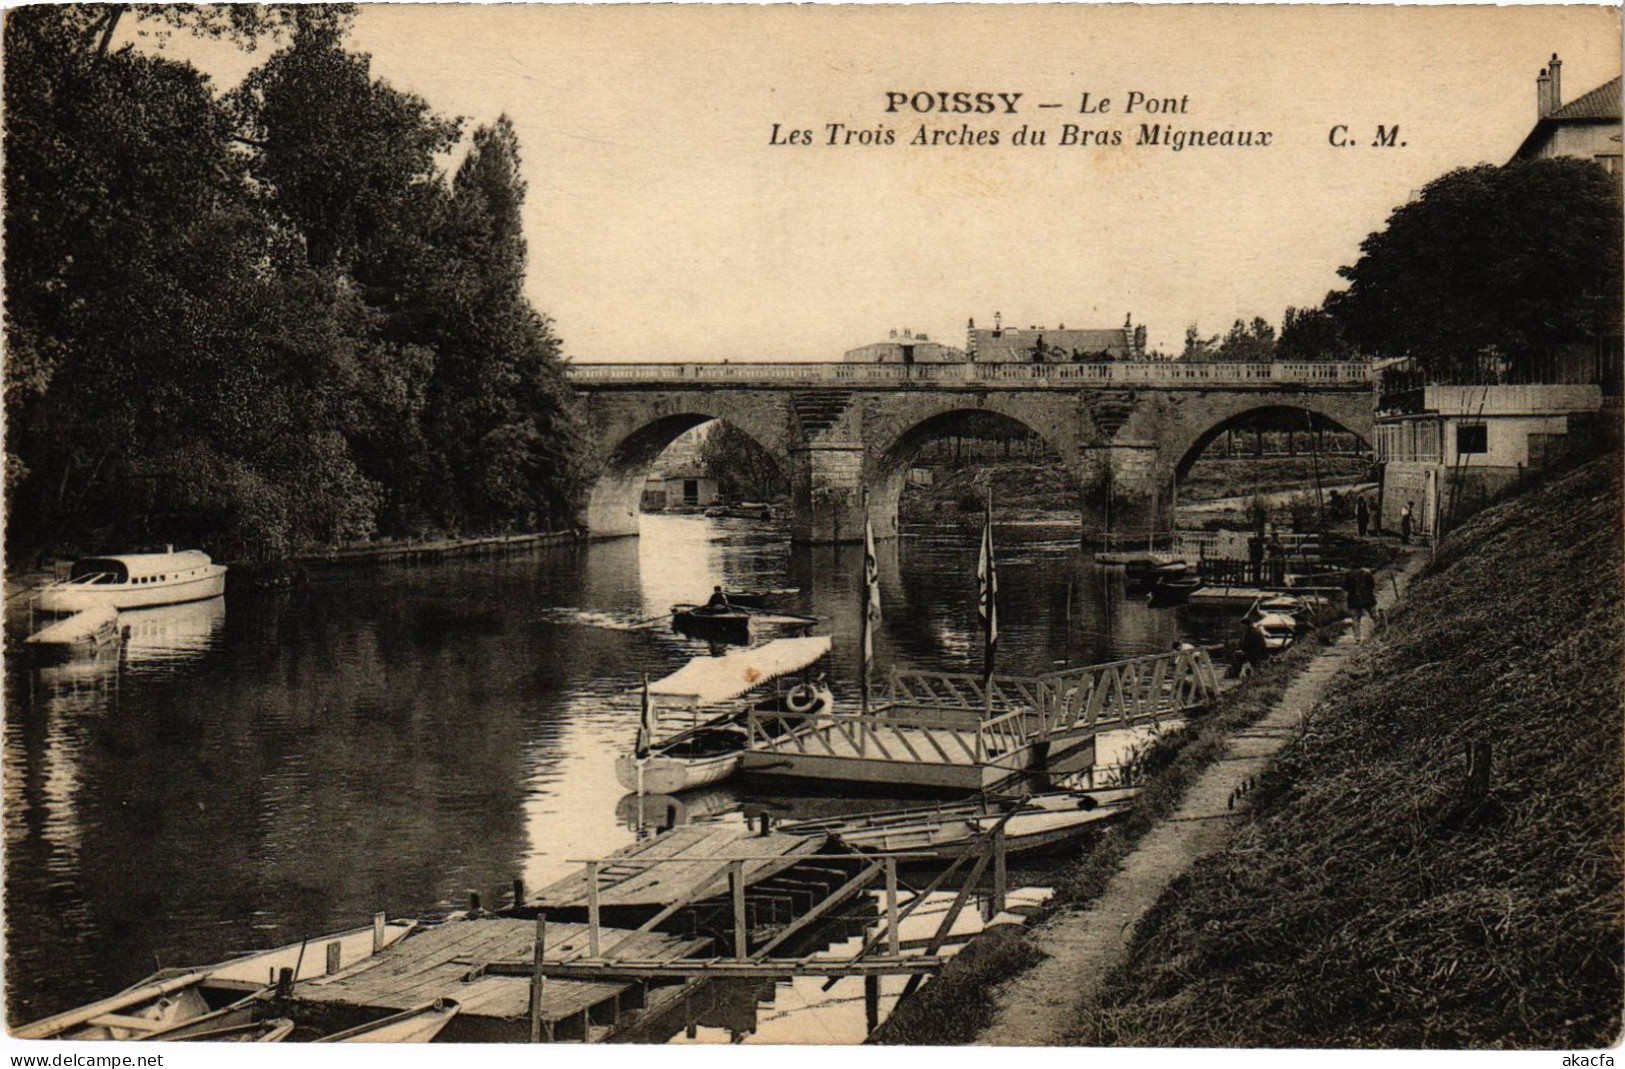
[69,559,129,584]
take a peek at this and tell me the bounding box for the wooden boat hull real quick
[671,608,752,643]
[26,606,123,660]
[800,791,1140,863]
[161,1018,295,1042]
[615,751,740,794]
[316,999,459,1043]
[18,920,418,1041]
[835,803,1132,863]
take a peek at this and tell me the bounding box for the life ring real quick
[785,685,820,714]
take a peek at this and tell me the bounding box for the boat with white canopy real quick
[34,548,226,614]
[615,635,837,793]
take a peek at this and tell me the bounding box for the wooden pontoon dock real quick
[740,647,1220,791]
[526,824,830,927]
[283,917,708,1042]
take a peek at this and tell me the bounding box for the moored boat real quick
[16,917,418,1041]
[616,724,750,794]
[314,999,460,1043]
[25,604,122,657]
[34,548,227,614]
[780,789,1141,863]
[615,636,836,793]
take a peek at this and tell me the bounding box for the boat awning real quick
[644,635,832,704]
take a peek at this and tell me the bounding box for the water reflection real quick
[122,596,227,671]
[4,513,1226,1030]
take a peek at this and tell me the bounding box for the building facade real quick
[1510,54,1622,172]
[843,329,964,364]
[965,312,1147,363]
[1376,382,1604,536]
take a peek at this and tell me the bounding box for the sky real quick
[147,4,1620,362]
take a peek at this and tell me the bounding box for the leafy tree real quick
[231,20,461,273]
[1329,159,1622,377]
[418,116,585,532]
[5,7,586,558]
[4,6,260,548]
[697,422,788,502]
[1181,324,1219,362]
[1216,317,1277,363]
[1277,306,1355,362]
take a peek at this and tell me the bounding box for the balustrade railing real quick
[568,361,1373,387]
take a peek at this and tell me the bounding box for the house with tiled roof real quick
[1372,53,1619,540]
[966,312,1146,363]
[1510,54,1621,173]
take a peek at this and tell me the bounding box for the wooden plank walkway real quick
[292,918,705,1026]
[528,825,825,912]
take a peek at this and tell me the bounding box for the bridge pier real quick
[790,444,867,544]
[585,468,645,539]
[1079,443,1177,546]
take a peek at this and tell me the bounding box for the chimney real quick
[994,311,1002,336]
[1549,53,1563,111]
[1536,63,1555,119]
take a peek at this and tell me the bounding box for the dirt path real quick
[974,552,1423,1046]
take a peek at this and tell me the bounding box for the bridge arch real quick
[1170,403,1374,485]
[1103,391,1375,535]
[865,396,1091,537]
[583,395,789,538]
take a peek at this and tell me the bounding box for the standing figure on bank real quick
[1400,501,1414,545]
[1344,566,1377,641]
[1356,496,1370,538]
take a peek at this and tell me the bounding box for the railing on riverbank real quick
[568,361,1373,388]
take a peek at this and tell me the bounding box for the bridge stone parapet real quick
[570,362,1375,544]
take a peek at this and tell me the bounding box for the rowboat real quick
[17,917,418,1041]
[615,636,836,794]
[156,1016,295,1042]
[34,548,227,614]
[616,724,751,794]
[671,604,753,643]
[1249,611,1299,651]
[671,603,818,644]
[1147,567,1201,606]
[781,789,1140,863]
[315,999,460,1043]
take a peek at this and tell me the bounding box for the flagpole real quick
[860,486,872,717]
[637,674,650,837]
[979,485,998,716]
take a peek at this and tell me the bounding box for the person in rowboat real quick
[706,585,731,610]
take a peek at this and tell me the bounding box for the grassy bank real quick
[871,626,1351,1045]
[1066,453,1622,1048]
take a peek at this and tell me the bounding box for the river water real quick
[3,513,1229,1035]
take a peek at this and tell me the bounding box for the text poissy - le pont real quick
[769,89,1275,152]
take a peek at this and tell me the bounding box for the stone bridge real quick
[569,361,1375,543]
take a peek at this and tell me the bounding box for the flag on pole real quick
[635,674,655,759]
[860,513,881,713]
[977,491,998,682]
